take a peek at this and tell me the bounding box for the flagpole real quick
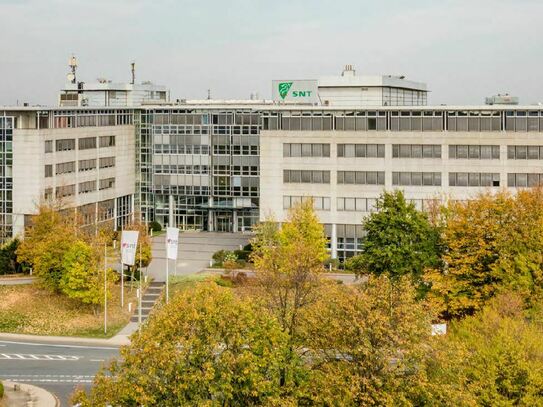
[104,243,107,335]
[166,257,169,304]
[138,240,142,324]
[121,264,124,308]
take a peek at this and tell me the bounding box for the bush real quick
[0,380,4,398]
[0,238,24,275]
[233,249,251,262]
[149,220,162,233]
[243,243,252,252]
[212,250,228,266]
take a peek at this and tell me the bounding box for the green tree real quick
[425,292,543,406]
[0,238,24,275]
[346,190,442,285]
[72,283,307,406]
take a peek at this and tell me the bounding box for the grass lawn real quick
[0,283,139,338]
[168,273,222,297]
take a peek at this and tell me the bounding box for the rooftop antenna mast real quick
[131,62,135,85]
[67,55,78,84]
[207,89,211,100]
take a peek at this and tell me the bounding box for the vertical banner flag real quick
[121,230,139,266]
[166,227,179,260]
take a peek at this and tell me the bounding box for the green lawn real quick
[0,283,138,338]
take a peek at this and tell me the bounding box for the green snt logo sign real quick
[278,82,313,100]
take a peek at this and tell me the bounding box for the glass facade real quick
[138,109,260,231]
[0,116,13,243]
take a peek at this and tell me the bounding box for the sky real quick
[1,0,542,106]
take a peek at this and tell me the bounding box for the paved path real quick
[0,338,120,406]
[0,276,36,285]
[148,232,251,282]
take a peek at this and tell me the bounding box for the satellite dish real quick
[67,73,75,83]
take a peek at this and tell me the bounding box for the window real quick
[99,178,115,190]
[449,145,500,159]
[99,135,115,148]
[283,170,330,184]
[283,196,331,211]
[56,184,75,198]
[79,180,96,194]
[392,144,441,158]
[283,143,330,157]
[79,159,96,172]
[99,156,115,168]
[449,172,500,187]
[55,139,75,151]
[55,161,75,175]
[45,165,52,178]
[392,172,441,186]
[337,171,385,185]
[337,144,385,158]
[508,146,543,160]
[337,197,379,212]
[78,137,96,150]
[508,173,543,187]
[45,140,53,153]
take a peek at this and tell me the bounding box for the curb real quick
[2,380,59,407]
[0,332,130,347]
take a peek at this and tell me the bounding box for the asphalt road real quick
[0,339,119,406]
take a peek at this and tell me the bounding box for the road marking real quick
[2,378,93,383]
[0,353,81,361]
[0,340,118,350]
[89,359,105,362]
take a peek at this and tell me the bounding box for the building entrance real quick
[214,211,233,232]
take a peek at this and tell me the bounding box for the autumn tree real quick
[425,292,543,405]
[250,199,328,391]
[301,276,433,406]
[72,283,307,406]
[426,188,543,319]
[17,203,81,291]
[59,240,117,313]
[346,190,443,287]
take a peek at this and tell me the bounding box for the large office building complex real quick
[1,64,542,261]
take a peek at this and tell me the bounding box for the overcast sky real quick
[1,0,542,106]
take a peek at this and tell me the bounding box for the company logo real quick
[167,238,178,245]
[122,243,137,249]
[278,82,293,99]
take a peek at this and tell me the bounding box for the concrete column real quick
[233,211,238,233]
[113,197,118,230]
[331,223,338,259]
[168,194,174,228]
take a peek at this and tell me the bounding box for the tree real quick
[346,190,442,287]
[425,292,543,406]
[72,283,307,406]
[59,240,116,313]
[17,203,81,291]
[250,199,328,392]
[0,238,24,275]
[425,189,543,320]
[301,276,433,406]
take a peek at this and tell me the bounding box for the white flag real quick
[166,227,179,260]
[121,230,139,266]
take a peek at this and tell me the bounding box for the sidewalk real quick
[2,380,59,407]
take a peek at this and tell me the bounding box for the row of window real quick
[45,157,116,177]
[46,177,116,198]
[46,136,116,153]
[283,143,331,157]
[283,170,543,188]
[283,170,331,184]
[154,165,210,175]
[283,143,543,160]
[213,165,259,176]
[282,196,331,211]
[213,145,259,155]
[154,145,210,155]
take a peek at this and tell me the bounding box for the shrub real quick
[212,250,228,266]
[0,380,4,398]
[233,249,251,262]
[149,220,162,233]
[0,238,23,275]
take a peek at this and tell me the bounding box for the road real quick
[0,339,119,406]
